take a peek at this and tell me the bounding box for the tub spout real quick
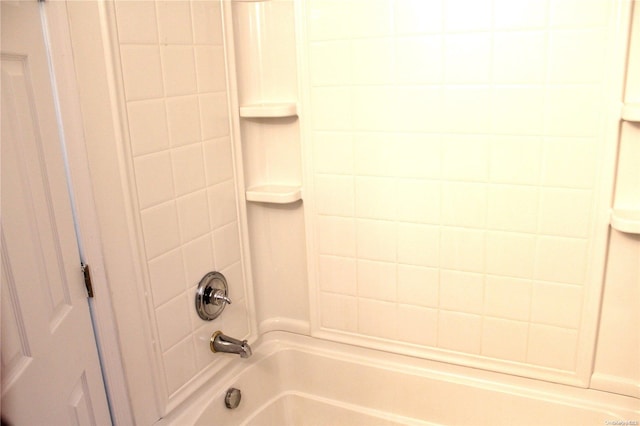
[210,331,252,358]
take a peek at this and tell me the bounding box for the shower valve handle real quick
[195,271,231,321]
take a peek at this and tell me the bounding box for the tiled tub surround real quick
[112,0,251,407]
[302,0,625,385]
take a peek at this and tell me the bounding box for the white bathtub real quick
[158,332,639,425]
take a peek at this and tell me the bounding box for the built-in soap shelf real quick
[245,184,302,204]
[239,102,298,118]
[621,103,640,122]
[610,209,640,234]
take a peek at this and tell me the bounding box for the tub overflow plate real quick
[225,388,241,409]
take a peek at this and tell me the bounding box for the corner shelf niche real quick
[622,103,640,122]
[245,184,302,204]
[240,102,298,118]
[610,209,640,234]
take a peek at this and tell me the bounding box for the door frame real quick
[42,2,162,424]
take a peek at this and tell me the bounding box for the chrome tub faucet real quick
[210,331,252,358]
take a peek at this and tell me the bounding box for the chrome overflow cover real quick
[195,271,231,321]
[225,388,241,409]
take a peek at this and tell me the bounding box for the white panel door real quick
[1,1,111,424]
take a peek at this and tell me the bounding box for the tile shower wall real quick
[304,0,617,378]
[113,0,248,399]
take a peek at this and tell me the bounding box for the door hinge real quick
[81,263,94,298]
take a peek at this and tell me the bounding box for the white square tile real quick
[548,30,607,84]
[128,100,169,156]
[356,219,397,262]
[192,325,215,371]
[120,45,164,101]
[397,264,439,307]
[486,231,536,279]
[484,276,531,321]
[134,152,174,209]
[208,180,238,229]
[440,228,485,273]
[444,33,492,84]
[192,1,223,45]
[395,35,443,84]
[542,138,596,188]
[318,255,357,295]
[351,38,394,85]
[203,137,234,186]
[357,259,396,301]
[548,0,611,28]
[176,191,210,243]
[115,1,158,43]
[348,0,393,38]
[441,87,492,134]
[527,324,577,371]
[395,86,443,133]
[310,41,352,86]
[397,179,440,224]
[156,294,191,351]
[539,188,592,238]
[199,92,230,140]
[394,0,443,34]
[182,235,215,288]
[314,132,353,175]
[394,134,441,179]
[358,298,397,340]
[162,337,196,395]
[438,311,482,354]
[441,135,489,181]
[312,87,352,130]
[213,222,241,269]
[148,249,186,307]
[315,175,354,216]
[319,293,358,332]
[354,133,396,176]
[317,216,356,257]
[171,143,206,196]
[397,223,440,267]
[492,32,546,84]
[141,201,181,259]
[444,0,492,31]
[166,96,202,146]
[487,185,539,233]
[194,46,227,93]
[531,282,583,328]
[355,177,397,220]
[397,305,438,346]
[157,0,193,44]
[352,87,396,131]
[545,86,601,137]
[535,237,588,285]
[439,270,484,314]
[493,0,547,29]
[161,46,197,97]
[492,87,545,135]
[482,317,528,362]
[441,182,487,228]
[307,0,351,41]
[489,137,541,185]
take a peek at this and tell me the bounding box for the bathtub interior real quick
[243,393,415,426]
[161,333,638,426]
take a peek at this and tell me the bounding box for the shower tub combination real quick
[158,332,638,425]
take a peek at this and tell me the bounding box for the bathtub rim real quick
[155,331,639,425]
